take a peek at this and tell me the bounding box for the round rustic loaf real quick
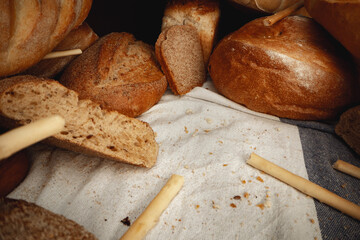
[60,32,167,118]
[208,16,359,120]
[0,198,97,240]
[335,105,360,156]
[0,0,93,77]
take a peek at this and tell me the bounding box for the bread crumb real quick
[186,109,193,115]
[256,176,264,182]
[121,217,131,226]
[212,201,220,209]
[205,118,213,124]
[184,165,190,169]
[244,192,250,198]
[256,204,265,210]
[241,180,246,184]
[204,129,211,133]
[195,205,200,209]
[223,164,228,167]
[230,203,237,208]
[341,183,347,188]
[234,195,241,200]
[184,126,189,133]
[310,219,315,224]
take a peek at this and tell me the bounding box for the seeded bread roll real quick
[0,198,97,240]
[0,75,159,168]
[0,0,93,77]
[60,32,167,118]
[228,0,299,13]
[208,16,358,120]
[161,0,220,66]
[22,22,99,78]
[335,106,360,156]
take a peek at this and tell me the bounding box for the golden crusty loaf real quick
[155,25,206,95]
[335,106,360,156]
[22,22,99,78]
[208,16,359,120]
[0,0,92,77]
[0,198,97,240]
[60,32,167,118]
[228,0,300,13]
[305,0,360,61]
[161,0,220,66]
[0,75,159,168]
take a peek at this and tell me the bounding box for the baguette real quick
[0,0,93,77]
[0,75,159,168]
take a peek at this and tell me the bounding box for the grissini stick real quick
[43,49,82,60]
[120,174,184,240]
[333,160,360,179]
[0,115,65,160]
[263,0,304,26]
[247,152,360,220]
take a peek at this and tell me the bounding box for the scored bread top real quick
[60,32,167,118]
[0,75,159,168]
[155,25,206,95]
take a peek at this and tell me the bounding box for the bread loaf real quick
[229,0,300,13]
[161,0,220,66]
[208,16,358,120]
[0,151,29,197]
[0,0,92,77]
[335,106,360,156]
[155,25,206,95]
[0,75,159,168]
[0,198,97,240]
[60,32,167,118]
[22,22,98,78]
[305,0,360,61]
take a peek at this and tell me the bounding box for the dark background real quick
[85,0,267,46]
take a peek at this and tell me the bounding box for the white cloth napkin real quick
[9,81,322,240]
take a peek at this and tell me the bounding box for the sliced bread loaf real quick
[155,25,206,95]
[0,75,158,168]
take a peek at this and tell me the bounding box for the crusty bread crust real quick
[209,16,359,120]
[60,32,167,118]
[0,0,93,77]
[0,198,97,240]
[0,75,159,167]
[161,0,220,66]
[335,105,360,156]
[305,0,360,61]
[22,22,99,78]
[156,25,206,95]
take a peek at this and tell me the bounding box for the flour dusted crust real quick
[208,16,358,120]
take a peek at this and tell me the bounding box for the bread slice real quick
[155,25,206,95]
[335,106,360,156]
[161,0,220,66]
[0,198,97,240]
[0,75,158,168]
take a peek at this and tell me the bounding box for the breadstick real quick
[0,115,65,160]
[247,153,360,220]
[263,0,304,26]
[43,49,82,59]
[120,174,184,240]
[333,160,360,179]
